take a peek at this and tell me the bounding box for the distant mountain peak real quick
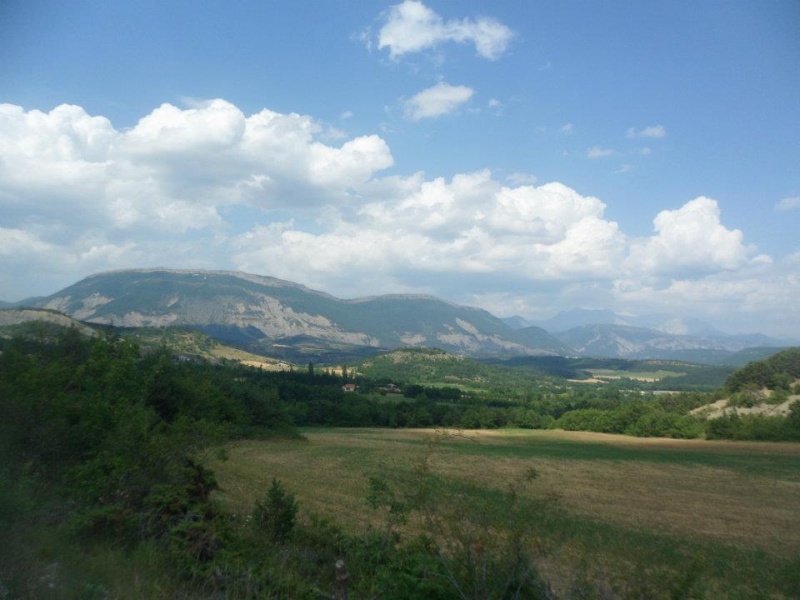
[531,307,727,337]
[554,322,788,362]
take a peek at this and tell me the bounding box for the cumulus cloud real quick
[1,98,791,337]
[627,125,666,138]
[0,100,394,290]
[1,100,393,227]
[625,197,766,278]
[232,173,627,299]
[404,82,475,120]
[374,0,514,60]
[560,122,574,134]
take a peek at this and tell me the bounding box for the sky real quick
[1,0,799,338]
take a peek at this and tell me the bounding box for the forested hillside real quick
[724,347,800,392]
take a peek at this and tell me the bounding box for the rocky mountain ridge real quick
[26,269,567,360]
[6,268,788,363]
[551,323,783,361]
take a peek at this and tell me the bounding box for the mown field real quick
[212,428,800,599]
[585,368,684,382]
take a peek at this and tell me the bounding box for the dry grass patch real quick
[392,430,800,554]
[211,428,800,555]
[478,427,800,453]
[211,436,396,530]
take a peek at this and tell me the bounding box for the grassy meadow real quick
[212,428,800,598]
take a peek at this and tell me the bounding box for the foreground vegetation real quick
[1,325,799,598]
[213,428,800,599]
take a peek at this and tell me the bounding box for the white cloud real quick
[0,100,394,287]
[625,197,765,278]
[776,196,800,211]
[560,122,574,134]
[0,227,56,257]
[610,255,798,337]
[233,174,627,297]
[0,100,396,238]
[1,99,793,338]
[375,0,514,60]
[587,146,615,159]
[122,99,246,156]
[404,82,475,120]
[488,182,609,241]
[627,125,666,138]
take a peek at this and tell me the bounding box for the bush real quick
[767,388,789,405]
[252,478,298,543]
[728,388,762,408]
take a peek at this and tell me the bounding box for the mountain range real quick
[3,268,791,363]
[513,308,728,336]
[16,269,566,361]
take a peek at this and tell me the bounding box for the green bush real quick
[252,478,298,543]
[767,388,789,405]
[705,410,800,441]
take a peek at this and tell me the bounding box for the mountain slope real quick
[34,269,565,358]
[724,347,800,392]
[0,308,99,338]
[554,323,785,362]
[531,308,729,337]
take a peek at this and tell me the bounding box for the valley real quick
[1,276,799,599]
[4,2,797,597]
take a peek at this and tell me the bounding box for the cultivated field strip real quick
[212,428,800,555]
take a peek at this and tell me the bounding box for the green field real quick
[212,428,800,599]
[586,368,685,381]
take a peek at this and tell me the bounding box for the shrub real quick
[252,478,298,542]
[767,388,789,405]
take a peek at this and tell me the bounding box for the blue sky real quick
[1,1,799,337]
